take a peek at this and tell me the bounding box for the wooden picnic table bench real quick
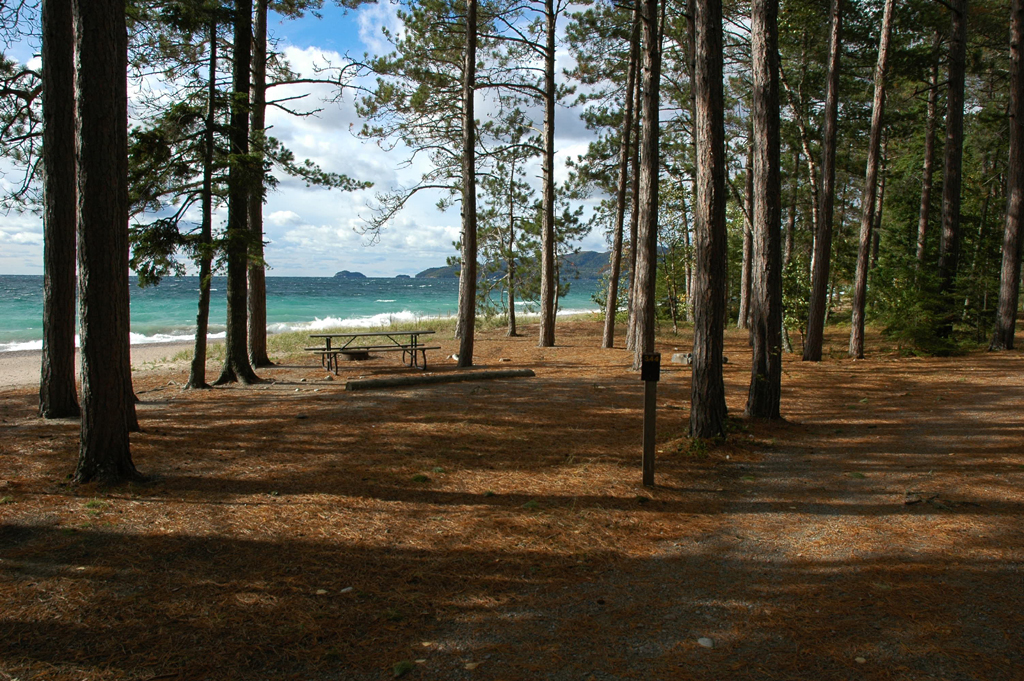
[306,330,439,374]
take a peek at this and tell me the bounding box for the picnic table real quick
[306,330,439,374]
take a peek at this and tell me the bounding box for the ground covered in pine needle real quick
[2,320,1023,681]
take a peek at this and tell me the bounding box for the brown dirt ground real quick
[2,321,1023,681]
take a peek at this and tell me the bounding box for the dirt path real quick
[1,322,1022,680]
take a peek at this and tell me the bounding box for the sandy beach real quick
[0,341,209,390]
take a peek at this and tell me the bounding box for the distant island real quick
[414,250,610,280]
[395,274,412,279]
[333,270,367,279]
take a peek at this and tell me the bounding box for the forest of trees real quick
[0,0,1021,481]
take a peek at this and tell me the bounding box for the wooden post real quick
[641,352,660,486]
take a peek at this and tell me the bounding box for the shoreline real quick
[0,340,217,390]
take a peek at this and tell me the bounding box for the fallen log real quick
[345,368,536,391]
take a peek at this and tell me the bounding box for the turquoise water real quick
[0,275,601,352]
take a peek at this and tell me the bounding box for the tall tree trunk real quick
[538,0,558,347]
[690,0,728,438]
[247,0,272,367]
[916,30,941,266]
[631,0,661,371]
[680,183,694,322]
[780,55,820,235]
[39,0,79,419]
[602,12,640,349]
[186,17,218,390]
[991,0,1024,350]
[784,146,799,267]
[802,0,842,362]
[871,153,886,270]
[746,0,782,419]
[938,0,968,307]
[625,83,642,351]
[457,0,478,367]
[72,0,139,483]
[216,0,260,385]
[849,0,894,359]
[737,139,753,329]
[506,167,519,338]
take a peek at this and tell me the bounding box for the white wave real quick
[266,310,435,333]
[0,339,43,353]
[0,331,226,354]
[129,331,225,346]
[375,299,397,303]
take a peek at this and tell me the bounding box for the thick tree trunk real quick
[216,0,260,385]
[631,0,662,372]
[72,0,139,483]
[538,0,557,347]
[457,0,478,368]
[737,140,753,330]
[186,17,218,390]
[690,0,728,438]
[247,0,272,367]
[802,0,842,362]
[917,31,941,267]
[938,0,968,304]
[746,0,782,419]
[39,0,79,419]
[849,0,894,359]
[602,13,640,349]
[991,0,1024,350]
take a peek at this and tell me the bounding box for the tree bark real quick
[938,0,968,304]
[991,0,1024,350]
[916,30,941,267]
[247,0,272,367]
[625,78,643,352]
[39,0,80,419]
[849,0,894,359]
[72,0,139,483]
[746,0,782,419]
[538,0,558,347]
[631,0,661,372]
[457,0,478,368]
[690,0,728,438]
[216,0,260,385]
[737,139,753,329]
[602,11,640,349]
[802,0,842,362]
[186,17,218,390]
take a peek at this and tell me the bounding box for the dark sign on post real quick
[641,353,660,487]
[641,353,661,382]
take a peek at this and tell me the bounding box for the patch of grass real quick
[411,474,430,483]
[392,660,415,678]
[84,499,107,510]
[384,608,404,622]
[684,438,710,459]
[522,500,540,510]
[0,496,13,505]
[483,490,496,497]
[431,466,445,473]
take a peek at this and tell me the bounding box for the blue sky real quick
[0,2,607,277]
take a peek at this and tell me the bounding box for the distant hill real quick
[415,251,610,280]
[333,270,366,279]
